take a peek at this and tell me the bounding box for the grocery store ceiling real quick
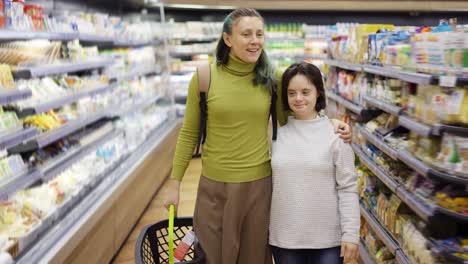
[154,0,468,11]
[28,0,468,12]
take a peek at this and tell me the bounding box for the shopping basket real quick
[135,205,205,264]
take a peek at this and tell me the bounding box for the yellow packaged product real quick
[351,24,395,63]
[0,64,15,90]
[440,87,468,125]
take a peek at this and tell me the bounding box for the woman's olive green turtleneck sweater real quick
[171,55,288,183]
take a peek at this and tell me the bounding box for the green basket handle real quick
[168,204,175,264]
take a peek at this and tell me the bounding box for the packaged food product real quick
[433,133,468,178]
[3,0,12,29]
[0,65,15,91]
[0,1,5,29]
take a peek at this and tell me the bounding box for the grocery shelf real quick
[455,76,468,87]
[394,186,435,222]
[171,36,218,42]
[362,65,400,79]
[266,37,305,42]
[398,115,432,137]
[110,66,159,82]
[269,54,326,61]
[395,250,412,264]
[429,240,468,264]
[397,149,468,185]
[397,71,436,85]
[325,59,465,86]
[0,169,42,200]
[363,65,437,85]
[0,30,161,48]
[15,120,178,263]
[13,58,115,79]
[40,128,121,182]
[78,33,114,43]
[325,59,362,72]
[431,123,468,137]
[360,205,400,255]
[357,127,399,159]
[38,147,81,180]
[0,127,38,150]
[359,242,374,264]
[352,143,399,192]
[0,89,33,105]
[0,30,78,41]
[8,110,109,154]
[109,95,162,117]
[17,83,116,117]
[363,95,403,116]
[353,143,436,222]
[326,92,364,115]
[399,115,468,138]
[433,204,468,223]
[170,51,212,57]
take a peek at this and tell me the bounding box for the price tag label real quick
[439,76,456,87]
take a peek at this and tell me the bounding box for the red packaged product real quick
[0,1,4,29]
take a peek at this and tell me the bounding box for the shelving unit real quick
[15,120,180,263]
[0,2,175,263]
[109,95,162,118]
[363,95,402,116]
[0,89,33,105]
[326,92,379,122]
[0,30,162,48]
[360,205,414,264]
[170,51,212,57]
[13,58,115,79]
[326,59,463,85]
[0,30,78,41]
[326,92,365,115]
[325,51,467,263]
[0,127,38,150]
[325,59,362,72]
[397,149,468,185]
[109,66,159,82]
[359,242,374,264]
[354,136,468,227]
[16,83,116,117]
[360,206,401,259]
[170,36,218,42]
[40,127,119,182]
[8,109,110,154]
[0,169,42,200]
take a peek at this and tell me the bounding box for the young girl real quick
[269,62,360,264]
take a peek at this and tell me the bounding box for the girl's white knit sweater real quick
[269,116,360,249]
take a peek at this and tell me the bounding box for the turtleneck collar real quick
[222,54,256,76]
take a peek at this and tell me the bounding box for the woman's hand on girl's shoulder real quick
[331,119,352,143]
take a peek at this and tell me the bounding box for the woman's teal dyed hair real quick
[216,8,276,92]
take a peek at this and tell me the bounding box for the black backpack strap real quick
[194,64,210,156]
[270,86,277,141]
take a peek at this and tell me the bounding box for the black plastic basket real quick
[135,216,205,264]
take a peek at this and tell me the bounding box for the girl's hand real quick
[341,242,359,264]
[164,179,181,215]
[331,119,352,143]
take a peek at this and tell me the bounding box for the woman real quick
[269,62,359,264]
[165,8,352,264]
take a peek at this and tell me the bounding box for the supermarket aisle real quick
[112,158,202,264]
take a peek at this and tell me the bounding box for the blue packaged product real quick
[368,33,377,64]
[3,0,11,28]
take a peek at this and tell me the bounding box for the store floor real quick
[112,158,202,264]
